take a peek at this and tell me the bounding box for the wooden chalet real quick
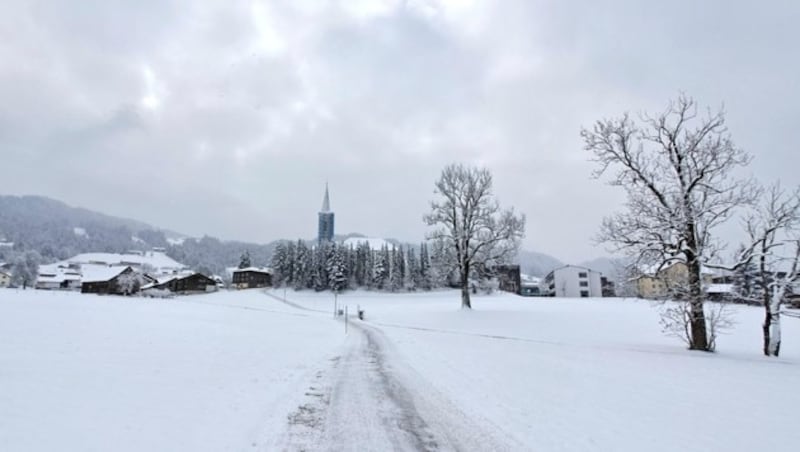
[81,266,138,295]
[493,264,522,295]
[153,273,217,294]
[232,267,272,289]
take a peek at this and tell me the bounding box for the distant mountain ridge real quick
[0,195,276,274]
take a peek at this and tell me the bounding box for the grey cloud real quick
[1,0,799,263]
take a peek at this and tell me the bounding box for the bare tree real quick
[424,164,525,309]
[581,95,756,351]
[736,184,800,356]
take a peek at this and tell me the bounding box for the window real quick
[580,290,589,297]
[578,272,588,278]
[579,281,588,287]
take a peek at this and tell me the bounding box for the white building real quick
[544,265,603,298]
[0,270,11,288]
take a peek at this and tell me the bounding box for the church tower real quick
[318,183,334,243]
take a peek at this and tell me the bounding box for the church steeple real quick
[318,183,335,243]
[321,182,331,213]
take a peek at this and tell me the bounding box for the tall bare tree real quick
[581,95,755,351]
[736,184,800,356]
[424,164,525,309]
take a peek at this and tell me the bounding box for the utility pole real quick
[333,289,338,318]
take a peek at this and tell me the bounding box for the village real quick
[0,188,794,305]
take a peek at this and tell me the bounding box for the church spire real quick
[321,182,331,213]
[318,183,335,243]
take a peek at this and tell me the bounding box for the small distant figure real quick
[358,309,364,321]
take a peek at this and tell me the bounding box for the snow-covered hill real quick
[514,249,563,276]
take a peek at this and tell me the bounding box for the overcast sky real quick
[1,0,799,262]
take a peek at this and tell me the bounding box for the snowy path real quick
[273,299,519,451]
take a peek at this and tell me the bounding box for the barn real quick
[81,266,139,295]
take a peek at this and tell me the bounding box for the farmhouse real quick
[81,266,138,295]
[150,272,218,294]
[36,271,82,290]
[232,267,272,289]
[492,264,522,294]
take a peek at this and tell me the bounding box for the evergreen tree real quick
[405,246,418,291]
[346,245,358,290]
[270,242,288,286]
[373,245,389,290]
[353,243,366,287]
[419,242,431,290]
[390,246,404,292]
[313,243,329,291]
[293,240,311,290]
[327,244,348,292]
[238,250,251,269]
[365,244,375,289]
[285,240,296,286]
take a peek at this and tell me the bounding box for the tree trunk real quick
[762,284,772,356]
[460,264,471,309]
[686,254,709,351]
[768,312,781,357]
[461,282,471,309]
[764,286,782,357]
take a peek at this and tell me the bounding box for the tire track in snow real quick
[278,318,519,451]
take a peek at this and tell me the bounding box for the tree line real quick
[269,240,459,292]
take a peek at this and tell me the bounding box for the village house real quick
[634,262,716,299]
[232,267,272,289]
[0,269,11,288]
[35,269,82,290]
[492,264,522,294]
[148,272,218,294]
[81,266,139,295]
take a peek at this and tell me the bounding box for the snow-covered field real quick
[1,287,799,451]
[0,289,342,451]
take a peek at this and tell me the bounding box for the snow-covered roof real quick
[547,265,602,277]
[640,261,725,277]
[81,266,131,283]
[166,237,186,246]
[37,263,81,283]
[232,266,272,274]
[37,273,81,284]
[152,270,196,284]
[61,252,185,272]
[520,274,541,284]
[343,237,392,251]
